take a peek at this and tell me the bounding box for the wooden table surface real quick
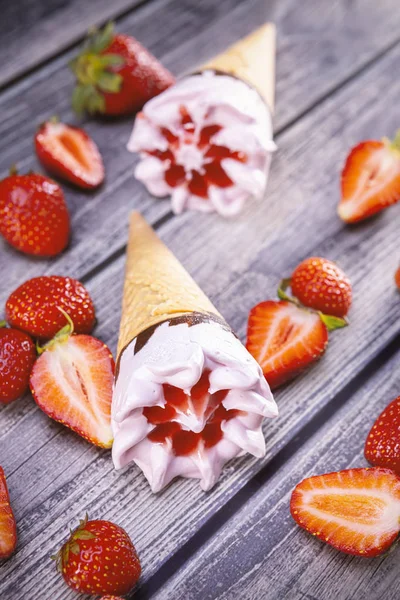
[1,0,400,598]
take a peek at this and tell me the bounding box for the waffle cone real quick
[201,22,276,112]
[117,212,221,356]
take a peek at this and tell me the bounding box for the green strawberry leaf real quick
[62,543,70,567]
[88,21,115,54]
[100,53,125,68]
[70,542,80,555]
[87,89,106,114]
[97,71,123,93]
[318,312,348,331]
[277,278,295,303]
[73,530,96,541]
[71,84,89,115]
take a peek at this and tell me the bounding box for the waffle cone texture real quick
[117,212,221,356]
[202,22,276,112]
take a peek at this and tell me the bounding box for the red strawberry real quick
[0,171,70,257]
[0,467,17,559]
[70,22,175,116]
[338,134,400,223]
[54,516,141,596]
[365,395,400,474]
[395,267,400,289]
[0,322,36,404]
[100,597,124,600]
[35,119,105,190]
[6,275,95,340]
[290,257,352,318]
[291,467,400,557]
[246,301,328,389]
[30,319,114,448]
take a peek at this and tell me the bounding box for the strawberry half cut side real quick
[291,467,400,557]
[246,300,328,389]
[30,326,114,448]
[35,120,105,189]
[338,133,400,223]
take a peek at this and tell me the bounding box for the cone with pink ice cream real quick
[127,23,276,217]
[112,212,278,493]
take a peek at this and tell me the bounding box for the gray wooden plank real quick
[1,40,400,598]
[1,0,400,301]
[0,0,145,89]
[150,349,400,600]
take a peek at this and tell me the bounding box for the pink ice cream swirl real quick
[112,318,278,492]
[127,70,276,217]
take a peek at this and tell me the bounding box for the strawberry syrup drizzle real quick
[146,105,248,199]
[145,371,242,456]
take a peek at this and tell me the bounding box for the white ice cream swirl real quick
[112,317,278,492]
[127,71,276,217]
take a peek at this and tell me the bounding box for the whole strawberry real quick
[289,257,352,318]
[0,170,70,257]
[395,266,400,289]
[6,275,95,340]
[365,395,400,474]
[54,516,141,596]
[0,322,36,404]
[70,22,175,116]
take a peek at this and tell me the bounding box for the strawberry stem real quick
[0,320,6,329]
[37,308,75,355]
[277,278,300,306]
[57,307,75,335]
[9,164,18,176]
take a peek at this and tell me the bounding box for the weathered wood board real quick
[0,0,400,598]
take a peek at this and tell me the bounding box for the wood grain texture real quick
[0,0,145,89]
[1,36,400,598]
[1,0,400,301]
[1,1,400,598]
[150,349,400,600]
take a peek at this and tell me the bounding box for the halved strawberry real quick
[339,134,400,223]
[35,120,105,190]
[0,467,17,559]
[30,321,114,448]
[365,395,400,474]
[246,301,328,389]
[290,467,400,557]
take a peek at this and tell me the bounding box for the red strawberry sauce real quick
[143,370,242,455]
[145,105,247,199]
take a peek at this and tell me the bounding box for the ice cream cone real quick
[117,211,221,356]
[201,22,276,112]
